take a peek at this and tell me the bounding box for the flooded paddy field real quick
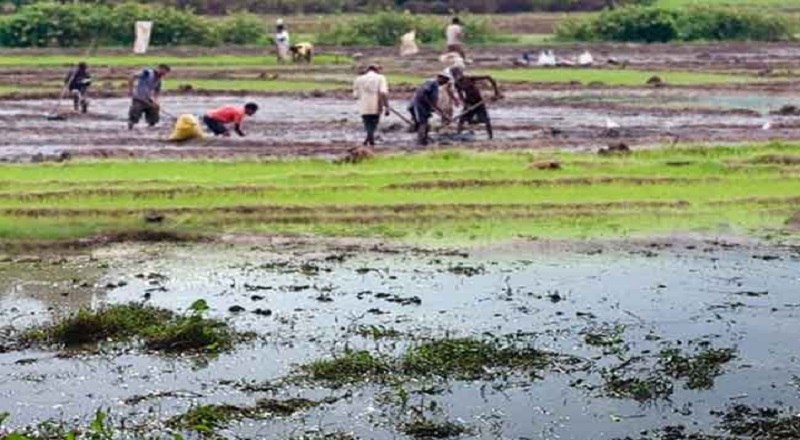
[3,85,800,161]
[0,239,799,439]
[3,42,800,160]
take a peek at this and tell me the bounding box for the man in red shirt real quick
[203,103,259,137]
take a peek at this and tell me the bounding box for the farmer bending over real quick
[127,64,171,130]
[203,103,259,137]
[451,67,502,140]
[408,74,451,146]
[353,64,389,147]
[291,42,314,63]
[65,61,91,113]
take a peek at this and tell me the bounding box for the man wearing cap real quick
[353,64,390,147]
[275,19,291,63]
[408,74,451,146]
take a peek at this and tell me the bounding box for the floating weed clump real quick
[169,398,326,434]
[402,338,552,380]
[21,300,247,354]
[659,347,737,390]
[402,418,469,439]
[21,303,174,346]
[602,373,674,402]
[299,350,392,386]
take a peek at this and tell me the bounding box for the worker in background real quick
[203,102,259,137]
[65,61,91,114]
[408,74,451,146]
[127,64,170,130]
[353,64,390,147]
[291,42,314,63]
[446,17,466,61]
[438,66,462,125]
[451,67,502,140]
[275,19,291,63]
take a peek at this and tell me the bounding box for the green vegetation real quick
[660,347,737,390]
[0,2,265,48]
[480,67,754,85]
[168,398,323,434]
[403,338,552,380]
[0,54,347,68]
[402,418,469,439]
[0,143,798,245]
[655,0,800,9]
[557,5,794,42]
[22,300,246,353]
[294,337,560,387]
[298,350,393,385]
[318,11,496,46]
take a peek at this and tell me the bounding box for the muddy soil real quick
[2,87,800,160]
[2,42,800,160]
[0,239,799,438]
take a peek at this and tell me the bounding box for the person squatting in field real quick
[450,67,502,140]
[203,103,260,137]
[353,64,390,147]
[65,61,91,114]
[408,74,452,146]
[127,64,171,130]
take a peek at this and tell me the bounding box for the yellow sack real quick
[168,114,204,142]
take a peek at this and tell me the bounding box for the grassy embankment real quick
[0,52,764,96]
[0,143,798,244]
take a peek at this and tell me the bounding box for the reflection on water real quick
[0,242,798,439]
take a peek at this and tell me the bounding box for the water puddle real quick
[0,242,798,438]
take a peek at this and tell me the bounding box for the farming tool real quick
[45,39,97,121]
[385,105,414,127]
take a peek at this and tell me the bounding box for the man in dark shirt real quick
[408,74,451,146]
[127,64,171,130]
[65,62,91,113]
[451,67,502,140]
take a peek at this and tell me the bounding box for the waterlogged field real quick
[1,39,800,440]
[0,241,799,440]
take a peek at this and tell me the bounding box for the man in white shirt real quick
[353,65,390,147]
[275,19,290,63]
[446,17,466,61]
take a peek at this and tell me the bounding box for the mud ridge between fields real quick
[385,176,722,190]
[0,200,691,218]
[0,177,724,201]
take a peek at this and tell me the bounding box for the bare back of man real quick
[453,73,502,140]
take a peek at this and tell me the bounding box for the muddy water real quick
[0,242,799,438]
[3,89,800,160]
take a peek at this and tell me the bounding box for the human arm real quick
[379,76,390,116]
[127,73,139,97]
[472,76,502,99]
[446,84,461,108]
[234,123,245,137]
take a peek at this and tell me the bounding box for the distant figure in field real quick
[275,19,291,63]
[451,67,502,140]
[65,61,91,113]
[408,74,451,146]
[291,42,314,63]
[127,64,170,130]
[203,103,259,137]
[446,17,466,61]
[353,64,390,147]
